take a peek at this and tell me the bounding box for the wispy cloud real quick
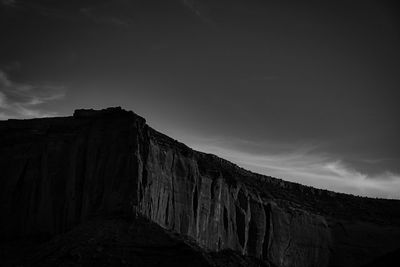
[180,0,215,26]
[187,137,400,199]
[0,61,21,72]
[0,70,65,120]
[3,0,135,27]
[80,6,134,27]
[3,1,81,21]
[1,0,16,7]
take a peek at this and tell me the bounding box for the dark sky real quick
[1,0,400,198]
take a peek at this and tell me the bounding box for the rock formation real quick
[1,107,400,267]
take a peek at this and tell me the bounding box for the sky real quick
[1,0,400,199]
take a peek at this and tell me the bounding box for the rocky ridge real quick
[1,107,400,267]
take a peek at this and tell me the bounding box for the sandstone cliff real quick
[1,107,400,267]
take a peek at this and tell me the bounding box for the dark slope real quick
[1,107,400,267]
[2,215,270,267]
[360,248,400,267]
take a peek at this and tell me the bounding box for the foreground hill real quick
[1,107,399,267]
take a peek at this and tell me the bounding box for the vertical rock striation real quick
[140,131,331,266]
[1,107,400,267]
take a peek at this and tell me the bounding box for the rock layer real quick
[1,107,400,267]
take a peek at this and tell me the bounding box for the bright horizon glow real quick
[186,138,400,200]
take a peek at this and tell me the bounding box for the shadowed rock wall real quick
[1,108,400,267]
[0,108,145,239]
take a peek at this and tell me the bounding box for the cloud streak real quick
[2,0,135,27]
[187,137,400,199]
[0,70,65,120]
[79,4,135,27]
[1,0,16,7]
[180,0,215,26]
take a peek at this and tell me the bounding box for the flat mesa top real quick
[73,107,139,118]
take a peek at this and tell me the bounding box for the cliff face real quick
[141,131,331,267]
[1,107,400,267]
[0,108,145,239]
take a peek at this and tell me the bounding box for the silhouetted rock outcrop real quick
[1,107,400,267]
